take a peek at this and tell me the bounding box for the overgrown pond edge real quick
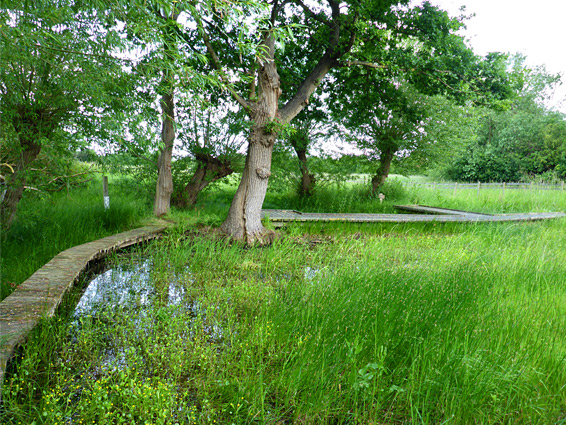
[0,223,170,392]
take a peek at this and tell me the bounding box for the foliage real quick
[434,57,565,182]
[0,0,127,227]
[442,100,566,182]
[326,2,521,189]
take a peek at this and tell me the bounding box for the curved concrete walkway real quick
[0,224,170,389]
[262,206,566,224]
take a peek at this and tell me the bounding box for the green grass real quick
[3,185,566,424]
[2,180,566,424]
[0,175,153,300]
[403,185,566,214]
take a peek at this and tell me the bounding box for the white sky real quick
[423,0,566,113]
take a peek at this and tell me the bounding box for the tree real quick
[444,104,566,182]
[174,97,245,207]
[326,2,523,190]
[284,103,329,196]
[0,1,124,230]
[189,0,416,243]
[104,3,183,217]
[332,79,431,192]
[153,12,178,217]
[94,0,218,217]
[440,58,565,182]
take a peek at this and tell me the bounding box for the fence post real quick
[477,181,481,196]
[433,181,437,191]
[530,181,534,191]
[562,181,565,191]
[502,182,506,196]
[453,182,458,196]
[103,176,110,209]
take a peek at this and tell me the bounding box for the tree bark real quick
[295,147,316,196]
[220,35,280,244]
[371,147,395,193]
[153,91,175,216]
[178,153,233,207]
[0,137,42,231]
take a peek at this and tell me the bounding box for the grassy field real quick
[0,175,152,300]
[1,178,566,424]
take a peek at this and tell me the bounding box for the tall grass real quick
[403,184,566,214]
[3,215,566,423]
[0,175,152,300]
[262,179,407,213]
[2,177,566,423]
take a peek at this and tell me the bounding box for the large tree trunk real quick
[220,123,277,244]
[1,138,42,231]
[220,37,280,244]
[371,147,395,193]
[178,153,233,207]
[295,147,316,196]
[153,91,175,216]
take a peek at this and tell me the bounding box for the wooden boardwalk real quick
[262,205,566,224]
[0,224,169,390]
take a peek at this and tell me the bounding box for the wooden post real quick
[502,182,506,196]
[453,182,458,196]
[103,176,109,209]
[477,181,481,196]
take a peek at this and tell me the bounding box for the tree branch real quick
[189,8,251,112]
[291,0,330,25]
[31,43,133,63]
[341,60,386,69]
[247,64,257,99]
[270,0,279,26]
[279,0,349,122]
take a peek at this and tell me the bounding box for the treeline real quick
[441,101,566,183]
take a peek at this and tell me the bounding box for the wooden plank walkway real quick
[261,208,566,223]
[0,224,169,390]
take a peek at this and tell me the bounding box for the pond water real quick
[68,257,224,374]
[74,258,187,317]
[71,257,325,360]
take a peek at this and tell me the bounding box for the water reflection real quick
[74,259,188,317]
[71,257,223,351]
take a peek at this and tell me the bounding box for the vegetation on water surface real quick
[2,182,565,424]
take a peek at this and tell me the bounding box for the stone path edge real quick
[0,224,170,390]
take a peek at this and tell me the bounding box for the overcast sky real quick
[422,0,566,113]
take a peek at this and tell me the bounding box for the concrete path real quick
[0,224,169,389]
[261,207,566,224]
[393,204,493,216]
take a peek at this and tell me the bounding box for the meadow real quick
[1,177,566,424]
[0,175,152,300]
